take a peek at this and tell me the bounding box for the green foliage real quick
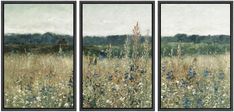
[83,35,151,46]
[162,34,230,44]
[161,42,230,57]
[5,32,73,45]
[4,32,73,54]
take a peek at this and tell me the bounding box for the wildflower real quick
[64,103,69,107]
[203,68,209,77]
[213,82,219,94]
[192,89,196,95]
[59,103,62,107]
[120,97,125,102]
[108,73,113,81]
[138,82,143,87]
[140,68,147,74]
[196,99,203,108]
[115,85,120,90]
[218,71,224,80]
[161,63,166,72]
[51,96,55,99]
[188,67,196,79]
[17,89,22,93]
[124,72,134,81]
[183,97,191,108]
[68,75,73,87]
[106,100,112,104]
[13,96,17,100]
[222,100,225,104]
[166,70,173,80]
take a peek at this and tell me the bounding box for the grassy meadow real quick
[4,53,74,108]
[161,43,231,108]
[82,23,153,108]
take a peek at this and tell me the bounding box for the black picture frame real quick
[80,1,155,111]
[158,1,233,111]
[1,1,76,111]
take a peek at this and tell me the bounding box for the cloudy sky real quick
[83,4,152,36]
[161,4,230,36]
[4,4,73,35]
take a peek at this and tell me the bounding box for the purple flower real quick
[166,70,173,80]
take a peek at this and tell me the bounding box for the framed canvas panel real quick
[80,1,155,111]
[1,1,76,111]
[158,1,233,111]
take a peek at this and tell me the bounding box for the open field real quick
[4,53,74,108]
[82,23,153,108]
[82,56,152,108]
[161,53,230,108]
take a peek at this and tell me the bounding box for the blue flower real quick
[218,71,224,80]
[213,82,219,94]
[203,69,209,77]
[183,97,191,108]
[196,99,203,108]
[166,71,173,80]
[188,67,196,79]
[180,79,188,88]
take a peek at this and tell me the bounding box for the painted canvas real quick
[2,1,76,110]
[159,1,232,110]
[80,1,154,110]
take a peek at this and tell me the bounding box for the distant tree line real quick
[162,34,230,44]
[4,32,73,45]
[83,35,152,46]
[161,34,230,56]
[4,32,73,53]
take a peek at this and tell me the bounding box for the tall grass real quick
[161,44,230,108]
[4,53,74,108]
[82,22,152,108]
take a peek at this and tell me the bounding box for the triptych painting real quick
[0,0,233,111]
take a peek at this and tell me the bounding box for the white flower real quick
[192,89,196,95]
[120,97,125,101]
[115,85,120,90]
[106,100,112,104]
[17,89,21,93]
[13,96,17,100]
[64,103,69,107]
[36,96,41,101]
[138,83,143,87]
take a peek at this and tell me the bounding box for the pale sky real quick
[83,4,152,36]
[4,4,73,35]
[161,4,230,36]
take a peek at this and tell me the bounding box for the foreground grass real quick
[4,53,74,108]
[161,53,230,108]
[83,56,152,108]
